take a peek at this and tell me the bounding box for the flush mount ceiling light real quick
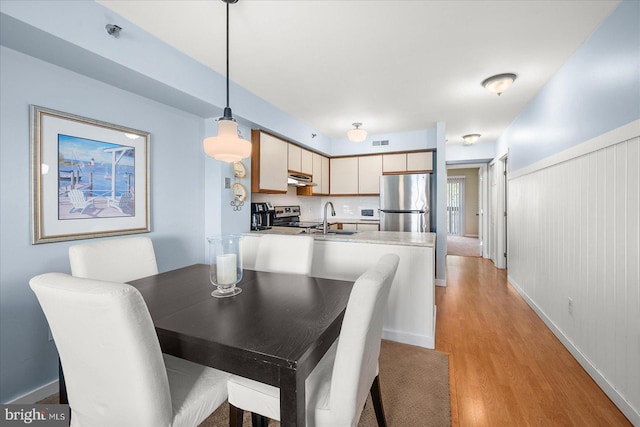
[203,0,251,163]
[347,123,367,142]
[482,73,517,96]
[462,134,481,145]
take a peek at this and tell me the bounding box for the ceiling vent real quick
[372,140,390,146]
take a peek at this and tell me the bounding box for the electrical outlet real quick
[568,297,574,316]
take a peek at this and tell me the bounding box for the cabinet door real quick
[382,153,407,173]
[357,223,380,231]
[330,157,358,195]
[312,153,323,194]
[252,131,288,193]
[288,144,302,172]
[358,155,382,194]
[341,223,358,231]
[301,149,313,175]
[321,156,330,195]
[407,152,433,172]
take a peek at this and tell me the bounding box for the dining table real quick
[127,263,355,427]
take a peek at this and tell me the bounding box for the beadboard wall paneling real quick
[508,133,640,424]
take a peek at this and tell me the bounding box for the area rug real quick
[38,340,450,427]
[200,340,451,426]
[446,235,481,257]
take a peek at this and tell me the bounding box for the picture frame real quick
[30,105,150,244]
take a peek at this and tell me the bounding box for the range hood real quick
[287,172,318,187]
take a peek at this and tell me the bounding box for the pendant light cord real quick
[226,0,230,111]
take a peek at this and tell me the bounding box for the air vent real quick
[372,140,390,146]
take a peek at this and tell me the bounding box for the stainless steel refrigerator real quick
[379,174,431,232]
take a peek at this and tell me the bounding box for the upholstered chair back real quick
[69,236,158,282]
[29,273,172,427]
[254,235,314,276]
[328,254,399,425]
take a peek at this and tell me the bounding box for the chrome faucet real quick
[323,201,336,235]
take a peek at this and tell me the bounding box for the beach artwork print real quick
[31,105,150,244]
[58,134,135,219]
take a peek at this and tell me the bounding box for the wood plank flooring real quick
[436,255,632,427]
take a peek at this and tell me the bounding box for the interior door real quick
[478,168,483,255]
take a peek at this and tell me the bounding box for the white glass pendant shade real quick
[347,123,367,142]
[203,120,252,163]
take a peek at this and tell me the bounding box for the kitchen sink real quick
[299,229,357,236]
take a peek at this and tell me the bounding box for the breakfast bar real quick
[242,230,437,349]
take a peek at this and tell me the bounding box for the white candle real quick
[216,253,237,285]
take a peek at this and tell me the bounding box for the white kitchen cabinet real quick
[340,223,358,231]
[383,152,433,173]
[312,152,329,195]
[382,153,407,173]
[288,144,301,172]
[251,130,288,193]
[407,152,433,172]
[357,223,380,231]
[330,157,358,195]
[321,156,329,194]
[358,155,382,194]
[301,149,313,175]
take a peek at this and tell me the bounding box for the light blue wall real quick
[498,0,640,171]
[0,46,207,402]
[330,128,437,156]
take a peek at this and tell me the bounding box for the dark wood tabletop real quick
[128,263,354,427]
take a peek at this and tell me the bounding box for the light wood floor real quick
[436,255,632,427]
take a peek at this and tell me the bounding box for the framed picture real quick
[30,105,150,244]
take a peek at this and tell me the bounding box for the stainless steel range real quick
[272,205,323,228]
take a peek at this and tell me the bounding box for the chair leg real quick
[229,403,244,427]
[251,413,268,427]
[370,375,387,427]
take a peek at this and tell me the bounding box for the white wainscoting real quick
[507,120,640,425]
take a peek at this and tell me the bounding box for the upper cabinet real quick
[358,155,382,194]
[407,152,433,172]
[311,152,330,195]
[251,130,288,194]
[288,144,313,175]
[288,144,301,172]
[330,157,358,195]
[383,151,433,174]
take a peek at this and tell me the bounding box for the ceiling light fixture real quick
[347,123,367,142]
[482,73,517,96]
[203,0,251,163]
[462,134,481,145]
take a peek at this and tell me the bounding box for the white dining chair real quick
[29,273,230,427]
[69,236,158,282]
[227,253,400,427]
[254,234,314,275]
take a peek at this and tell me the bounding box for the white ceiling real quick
[98,0,619,145]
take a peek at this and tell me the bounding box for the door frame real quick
[446,163,489,258]
[488,154,508,269]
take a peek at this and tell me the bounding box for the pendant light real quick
[203,0,251,163]
[347,122,367,142]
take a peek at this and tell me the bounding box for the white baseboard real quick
[8,379,58,404]
[383,328,434,349]
[435,278,446,287]
[508,275,640,426]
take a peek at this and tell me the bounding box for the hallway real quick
[436,255,631,426]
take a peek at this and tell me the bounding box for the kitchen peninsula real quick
[242,229,436,349]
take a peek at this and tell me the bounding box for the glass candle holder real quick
[207,235,243,298]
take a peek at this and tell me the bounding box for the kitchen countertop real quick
[301,218,379,224]
[246,227,435,248]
